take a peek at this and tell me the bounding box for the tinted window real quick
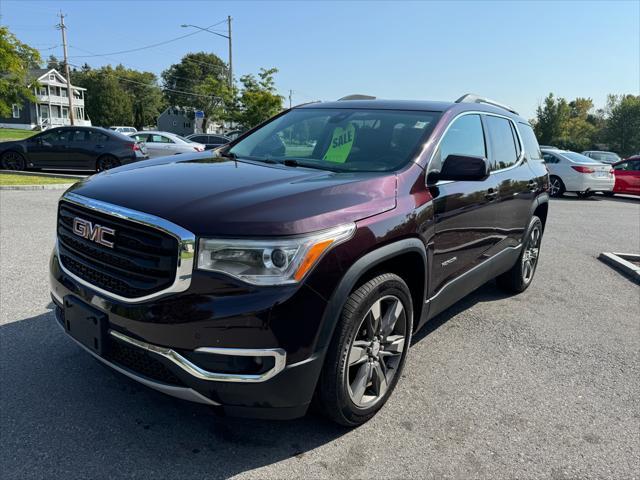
[70,129,90,142]
[518,123,542,160]
[230,108,441,172]
[542,153,559,164]
[485,116,519,170]
[431,114,485,172]
[149,134,173,143]
[88,131,109,143]
[210,135,229,143]
[190,135,207,143]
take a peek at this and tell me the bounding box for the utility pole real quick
[227,16,233,88]
[57,12,75,126]
[289,89,293,109]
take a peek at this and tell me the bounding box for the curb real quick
[598,252,640,284]
[0,170,87,179]
[0,184,74,191]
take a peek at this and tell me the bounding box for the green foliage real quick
[603,95,640,157]
[533,93,640,156]
[0,27,42,117]
[71,65,165,129]
[234,68,284,128]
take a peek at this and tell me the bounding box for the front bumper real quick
[50,248,328,420]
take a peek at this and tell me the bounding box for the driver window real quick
[430,114,486,172]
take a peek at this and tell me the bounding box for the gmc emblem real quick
[72,217,115,248]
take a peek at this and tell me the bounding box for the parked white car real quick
[110,126,137,134]
[541,149,614,198]
[128,131,205,158]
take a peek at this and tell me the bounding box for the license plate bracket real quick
[63,296,108,356]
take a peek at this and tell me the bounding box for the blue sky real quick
[3,0,639,119]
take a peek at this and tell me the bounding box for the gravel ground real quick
[1,190,639,480]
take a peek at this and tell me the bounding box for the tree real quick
[71,66,133,127]
[162,52,229,126]
[0,27,42,117]
[235,68,283,128]
[46,54,65,72]
[603,95,640,157]
[533,93,570,145]
[113,65,165,130]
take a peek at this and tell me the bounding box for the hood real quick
[66,154,397,236]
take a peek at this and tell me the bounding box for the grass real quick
[0,128,36,141]
[0,173,76,186]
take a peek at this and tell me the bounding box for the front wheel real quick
[496,216,543,293]
[316,273,413,426]
[1,151,26,170]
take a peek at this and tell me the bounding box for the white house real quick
[0,68,91,130]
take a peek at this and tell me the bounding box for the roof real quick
[26,68,87,90]
[299,99,455,112]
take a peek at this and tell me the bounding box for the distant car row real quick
[542,148,639,197]
[0,126,235,172]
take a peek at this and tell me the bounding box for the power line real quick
[67,20,227,58]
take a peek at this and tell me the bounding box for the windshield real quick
[228,108,441,172]
[560,152,603,164]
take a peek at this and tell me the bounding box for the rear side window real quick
[210,135,228,143]
[542,153,559,164]
[431,114,485,172]
[518,123,542,161]
[190,135,207,143]
[485,116,519,170]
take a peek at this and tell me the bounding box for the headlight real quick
[197,223,356,285]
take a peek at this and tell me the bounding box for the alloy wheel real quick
[549,178,561,197]
[347,295,407,408]
[1,152,24,170]
[522,224,541,283]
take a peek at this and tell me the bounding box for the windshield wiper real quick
[219,150,237,159]
[281,158,336,171]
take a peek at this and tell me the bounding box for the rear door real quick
[64,128,95,169]
[483,114,534,253]
[429,113,500,294]
[145,134,175,157]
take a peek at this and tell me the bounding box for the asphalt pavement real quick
[1,190,638,479]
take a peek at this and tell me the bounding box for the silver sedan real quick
[128,131,205,158]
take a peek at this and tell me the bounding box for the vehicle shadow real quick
[0,305,347,479]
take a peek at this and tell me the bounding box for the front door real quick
[25,128,68,167]
[614,159,640,195]
[428,113,500,295]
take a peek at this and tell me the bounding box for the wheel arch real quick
[95,153,118,171]
[315,238,427,354]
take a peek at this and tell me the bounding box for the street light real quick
[181,17,233,87]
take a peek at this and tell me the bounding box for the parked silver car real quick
[128,131,205,158]
[581,150,621,165]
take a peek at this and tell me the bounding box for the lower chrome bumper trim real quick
[109,330,287,383]
[55,318,219,406]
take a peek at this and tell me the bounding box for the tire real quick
[497,216,543,293]
[316,273,413,426]
[576,191,593,199]
[96,155,121,172]
[1,151,26,170]
[549,176,565,198]
[602,192,615,197]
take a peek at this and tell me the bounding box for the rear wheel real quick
[317,273,413,426]
[1,151,26,170]
[549,176,565,198]
[577,191,594,199]
[96,155,120,172]
[602,192,615,197]
[497,216,543,293]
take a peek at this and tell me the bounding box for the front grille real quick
[57,201,179,298]
[106,337,185,386]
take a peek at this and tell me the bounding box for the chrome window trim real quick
[109,330,287,383]
[425,110,526,186]
[58,192,195,304]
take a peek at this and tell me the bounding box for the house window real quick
[62,107,69,119]
[39,86,47,96]
[61,88,68,98]
[12,104,21,118]
[52,105,61,118]
[49,74,55,81]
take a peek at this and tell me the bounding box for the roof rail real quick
[455,93,518,115]
[337,94,376,101]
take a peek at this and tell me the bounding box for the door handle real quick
[485,188,498,201]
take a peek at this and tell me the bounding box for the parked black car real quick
[185,133,230,150]
[50,95,549,426]
[0,126,148,172]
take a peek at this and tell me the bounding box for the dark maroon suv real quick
[50,95,549,426]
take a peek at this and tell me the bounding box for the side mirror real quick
[438,154,490,181]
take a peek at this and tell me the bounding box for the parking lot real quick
[1,190,638,479]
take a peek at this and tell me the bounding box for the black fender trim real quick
[315,238,428,353]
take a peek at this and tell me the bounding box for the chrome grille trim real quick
[58,192,195,303]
